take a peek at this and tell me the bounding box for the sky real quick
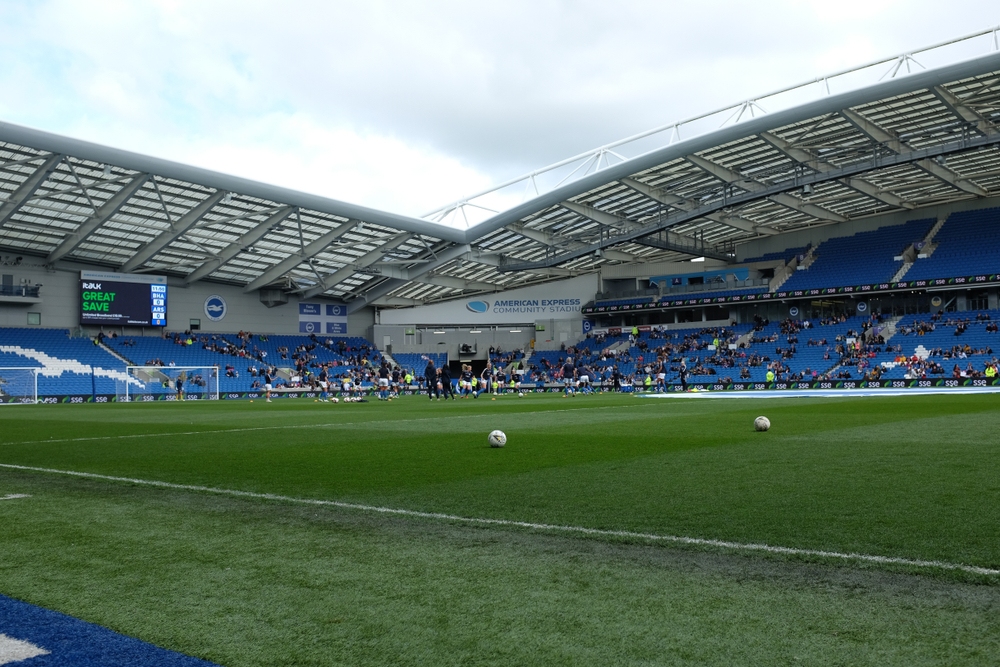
[0,0,997,219]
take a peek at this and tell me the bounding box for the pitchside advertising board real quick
[583,274,1000,315]
[6,377,998,403]
[298,303,348,334]
[80,271,167,326]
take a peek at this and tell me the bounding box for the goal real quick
[0,367,39,405]
[117,366,220,402]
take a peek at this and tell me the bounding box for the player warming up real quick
[424,357,439,400]
[459,364,474,398]
[377,361,391,401]
[562,358,576,397]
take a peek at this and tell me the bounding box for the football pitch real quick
[2,392,999,666]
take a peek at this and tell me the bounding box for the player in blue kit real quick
[318,366,329,402]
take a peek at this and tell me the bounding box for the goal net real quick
[0,367,39,405]
[117,366,220,402]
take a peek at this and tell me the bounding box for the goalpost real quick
[117,366,220,402]
[0,367,39,405]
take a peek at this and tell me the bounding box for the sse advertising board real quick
[80,271,167,327]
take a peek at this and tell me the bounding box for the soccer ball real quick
[331,397,339,404]
[754,416,770,432]
[488,430,506,448]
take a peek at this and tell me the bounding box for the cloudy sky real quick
[0,0,997,218]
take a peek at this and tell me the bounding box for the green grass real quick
[2,393,1000,665]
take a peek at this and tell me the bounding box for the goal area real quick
[117,366,220,402]
[0,367,39,405]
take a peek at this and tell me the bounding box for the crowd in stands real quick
[7,302,1000,399]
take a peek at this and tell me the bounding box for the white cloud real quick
[0,0,997,218]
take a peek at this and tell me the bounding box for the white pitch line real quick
[0,493,30,500]
[0,402,650,448]
[1,462,996,577]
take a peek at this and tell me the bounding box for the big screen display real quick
[80,271,167,327]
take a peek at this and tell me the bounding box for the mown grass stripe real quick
[0,402,651,447]
[3,461,996,577]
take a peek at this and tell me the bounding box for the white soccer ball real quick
[488,430,507,448]
[331,397,339,403]
[754,416,770,432]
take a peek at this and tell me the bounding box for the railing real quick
[0,285,40,298]
[659,278,770,297]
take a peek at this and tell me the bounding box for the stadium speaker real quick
[259,289,289,308]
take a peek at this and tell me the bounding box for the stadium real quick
[2,19,1000,667]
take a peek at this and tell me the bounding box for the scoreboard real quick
[80,271,167,327]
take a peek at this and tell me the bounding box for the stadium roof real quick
[2,28,1000,312]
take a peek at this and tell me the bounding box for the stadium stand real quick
[393,352,447,375]
[535,315,904,388]
[0,327,132,395]
[11,206,1000,398]
[740,246,809,264]
[875,310,999,379]
[780,219,935,291]
[0,327,390,397]
[906,209,1000,280]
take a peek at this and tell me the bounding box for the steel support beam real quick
[466,250,573,276]
[625,229,731,261]
[376,296,425,307]
[842,107,990,197]
[497,130,1000,273]
[346,244,473,311]
[297,232,412,299]
[0,154,64,228]
[47,173,151,263]
[185,206,296,284]
[560,199,620,227]
[686,154,848,222]
[242,221,368,292]
[120,189,228,273]
[759,131,914,210]
[932,84,997,136]
[406,274,496,291]
[916,158,989,196]
[557,201,650,260]
[513,223,635,262]
[839,108,906,152]
[619,176,778,235]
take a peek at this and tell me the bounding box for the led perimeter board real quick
[80,271,167,327]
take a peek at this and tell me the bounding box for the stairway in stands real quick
[890,217,946,282]
[770,247,816,292]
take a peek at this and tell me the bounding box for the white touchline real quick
[0,403,652,448]
[1,462,996,577]
[0,494,30,500]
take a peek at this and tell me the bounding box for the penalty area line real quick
[1,462,997,577]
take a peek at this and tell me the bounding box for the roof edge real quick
[0,120,466,243]
[457,49,1000,243]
